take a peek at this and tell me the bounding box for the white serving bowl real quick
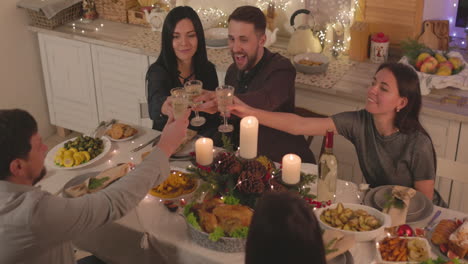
[205,28,228,47]
[293,52,329,74]
[375,236,431,263]
[314,203,391,242]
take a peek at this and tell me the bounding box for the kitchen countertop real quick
[29,19,468,123]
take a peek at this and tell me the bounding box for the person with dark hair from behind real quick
[229,62,447,206]
[147,6,220,139]
[245,191,326,264]
[196,5,315,164]
[0,108,190,263]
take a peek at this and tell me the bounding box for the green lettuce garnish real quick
[208,227,225,242]
[186,212,201,230]
[223,195,240,205]
[229,226,249,238]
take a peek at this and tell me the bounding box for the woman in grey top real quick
[228,62,438,203]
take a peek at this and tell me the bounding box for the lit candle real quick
[239,116,258,159]
[282,154,301,185]
[195,137,213,166]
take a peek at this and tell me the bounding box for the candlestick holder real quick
[271,170,301,188]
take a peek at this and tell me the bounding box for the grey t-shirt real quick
[332,110,435,188]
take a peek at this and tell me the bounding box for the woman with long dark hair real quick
[245,191,327,264]
[147,6,219,137]
[229,62,442,204]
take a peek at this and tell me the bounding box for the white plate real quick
[375,236,431,263]
[172,136,198,158]
[149,167,199,201]
[106,133,137,142]
[105,125,138,142]
[45,136,112,170]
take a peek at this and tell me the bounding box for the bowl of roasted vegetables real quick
[315,202,391,242]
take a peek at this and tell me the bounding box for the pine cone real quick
[214,153,242,175]
[268,178,288,193]
[243,160,266,180]
[238,171,265,194]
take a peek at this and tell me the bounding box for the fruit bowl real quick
[412,52,465,76]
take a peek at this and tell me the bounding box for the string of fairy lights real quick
[193,0,361,54]
[73,0,363,53]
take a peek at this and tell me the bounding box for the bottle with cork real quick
[317,130,337,203]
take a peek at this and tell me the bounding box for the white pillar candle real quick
[195,137,213,166]
[282,154,301,185]
[239,116,259,159]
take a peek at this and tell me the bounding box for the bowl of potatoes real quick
[314,203,391,242]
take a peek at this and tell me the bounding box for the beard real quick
[231,49,259,71]
[32,167,47,185]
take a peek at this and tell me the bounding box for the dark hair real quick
[156,6,209,81]
[228,5,266,35]
[245,192,326,264]
[0,109,37,180]
[377,62,436,170]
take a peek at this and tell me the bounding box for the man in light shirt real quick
[0,109,188,263]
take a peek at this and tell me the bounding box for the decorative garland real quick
[185,134,317,209]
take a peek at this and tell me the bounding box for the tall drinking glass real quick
[216,85,235,133]
[184,80,206,126]
[170,87,189,120]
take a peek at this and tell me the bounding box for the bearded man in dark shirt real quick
[198,6,315,163]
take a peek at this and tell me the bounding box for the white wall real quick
[0,0,55,138]
[423,0,465,38]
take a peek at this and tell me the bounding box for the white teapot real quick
[143,8,167,32]
[265,28,278,47]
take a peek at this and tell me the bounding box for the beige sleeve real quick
[30,148,170,243]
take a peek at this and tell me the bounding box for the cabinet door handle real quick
[140,102,149,118]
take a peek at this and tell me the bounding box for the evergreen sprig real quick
[400,39,432,66]
[221,133,234,152]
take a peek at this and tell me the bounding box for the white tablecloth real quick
[37,127,468,264]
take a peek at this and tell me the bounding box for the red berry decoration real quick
[397,224,414,237]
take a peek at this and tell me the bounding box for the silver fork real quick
[94,119,117,137]
[424,210,441,231]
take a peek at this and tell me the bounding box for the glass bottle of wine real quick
[317,130,337,203]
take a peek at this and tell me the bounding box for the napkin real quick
[64,163,130,197]
[323,229,356,261]
[382,186,416,226]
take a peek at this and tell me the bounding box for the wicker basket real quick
[96,0,137,23]
[127,6,149,27]
[26,2,82,29]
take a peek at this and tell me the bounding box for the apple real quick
[416,53,431,69]
[420,56,438,73]
[435,53,448,63]
[436,65,452,76]
[439,61,454,70]
[448,57,463,70]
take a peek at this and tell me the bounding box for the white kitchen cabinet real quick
[450,122,468,213]
[420,114,460,206]
[38,33,99,134]
[91,45,151,128]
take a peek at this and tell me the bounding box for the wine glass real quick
[184,80,206,127]
[170,87,189,120]
[216,85,235,133]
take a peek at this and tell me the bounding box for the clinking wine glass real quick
[184,80,206,127]
[170,87,189,120]
[216,85,235,133]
